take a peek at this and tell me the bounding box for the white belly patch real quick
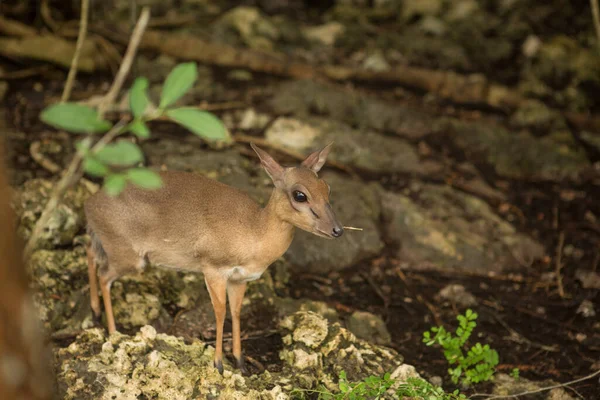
[224,266,263,282]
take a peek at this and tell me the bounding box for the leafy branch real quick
[24,7,230,259]
[292,370,467,400]
[423,309,500,387]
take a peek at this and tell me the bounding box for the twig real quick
[555,231,565,298]
[61,0,89,102]
[470,369,600,399]
[30,141,61,173]
[395,268,442,325]
[40,0,60,33]
[98,7,150,117]
[492,313,559,353]
[591,0,600,53]
[23,120,127,260]
[343,226,363,231]
[243,355,265,373]
[360,272,389,309]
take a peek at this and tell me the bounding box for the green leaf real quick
[104,174,127,196]
[95,140,143,166]
[83,157,109,177]
[126,168,163,189]
[129,77,150,118]
[128,119,150,138]
[166,108,230,141]
[40,103,112,134]
[159,62,197,108]
[339,381,349,393]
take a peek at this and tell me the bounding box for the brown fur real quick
[84,143,343,374]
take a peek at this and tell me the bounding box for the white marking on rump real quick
[223,266,263,282]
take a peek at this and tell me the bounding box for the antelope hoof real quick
[91,309,102,325]
[236,356,249,376]
[214,359,224,374]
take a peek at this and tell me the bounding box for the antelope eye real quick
[293,190,307,202]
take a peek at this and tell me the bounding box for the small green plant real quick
[510,367,520,380]
[40,62,230,196]
[423,309,499,386]
[292,371,466,400]
[319,371,395,400]
[396,377,467,400]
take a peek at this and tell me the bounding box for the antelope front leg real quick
[205,272,227,374]
[227,281,248,375]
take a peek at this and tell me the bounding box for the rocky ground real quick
[1,0,600,398]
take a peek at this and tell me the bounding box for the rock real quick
[401,0,442,21]
[265,116,434,176]
[13,179,91,250]
[519,36,600,111]
[382,184,545,272]
[141,138,267,202]
[580,131,600,154]
[575,269,600,289]
[56,328,286,399]
[29,246,208,334]
[29,248,90,332]
[227,69,253,81]
[493,373,575,400]
[265,117,320,150]
[276,298,340,325]
[269,80,435,140]
[446,0,479,22]
[279,311,404,386]
[362,51,391,72]
[522,35,542,58]
[235,108,272,131]
[212,6,280,51]
[436,284,477,307]
[302,22,345,46]
[346,311,392,346]
[509,99,566,133]
[56,311,414,398]
[439,118,589,182]
[418,16,446,36]
[576,300,595,318]
[285,172,385,273]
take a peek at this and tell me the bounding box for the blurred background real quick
[0,0,599,399]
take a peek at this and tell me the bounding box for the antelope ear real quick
[251,143,284,186]
[301,142,333,174]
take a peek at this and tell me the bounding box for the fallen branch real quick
[0,66,49,80]
[61,0,89,102]
[0,35,107,72]
[471,369,600,399]
[0,14,37,36]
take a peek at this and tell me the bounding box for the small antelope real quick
[84,143,343,374]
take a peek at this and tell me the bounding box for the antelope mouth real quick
[315,229,335,239]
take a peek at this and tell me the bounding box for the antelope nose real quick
[332,227,344,238]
